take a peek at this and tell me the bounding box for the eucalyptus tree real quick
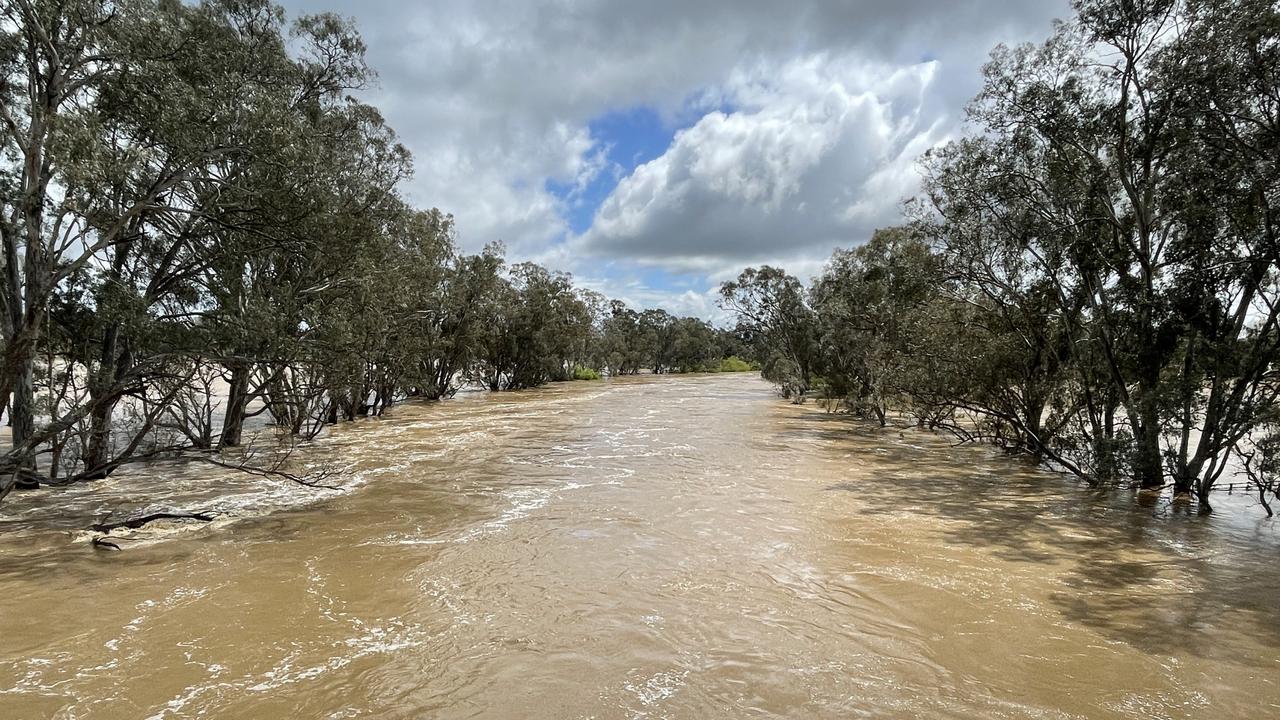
[388,208,466,402]
[574,288,610,375]
[80,4,390,456]
[0,0,759,511]
[0,0,424,495]
[920,136,1100,475]
[956,1,1186,490]
[638,308,675,374]
[719,267,819,399]
[916,0,1279,507]
[810,227,939,426]
[710,0,1277,511]
[468,260,590,391]
[1,0,172,473]
[667,316,720,373]
[504,262,592,388]
[1157,0,1280,504]
[542,275,595,380]
[712,326,752,364]
[598,301,646,375]
[425,245,506,395]
[0,1,364,478]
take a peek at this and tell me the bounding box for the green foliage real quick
[809,227,939,424]
[592,300,744,377]
[719,266,819,399]
[699,356,754,373]
[571,366,602,381]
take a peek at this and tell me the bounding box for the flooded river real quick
[2,374,1278,719]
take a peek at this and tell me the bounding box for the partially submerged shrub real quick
[572,366,602,381]
[714,356,756,373]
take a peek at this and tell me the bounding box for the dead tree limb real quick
[192,454,342,491]
[90,511,218,533]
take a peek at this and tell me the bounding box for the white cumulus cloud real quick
[575,56,946,273]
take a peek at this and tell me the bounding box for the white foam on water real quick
[623,668,690,712]
[452,486,552,544]
[143,617,425,719]
[358,532,451,547]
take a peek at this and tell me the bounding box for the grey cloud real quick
[278,0,1071,302]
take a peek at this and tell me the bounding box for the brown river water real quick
[1,373,1278,719]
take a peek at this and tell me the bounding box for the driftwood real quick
[89,510,219,550]
[90,511,218,533]
[91,536,122,551]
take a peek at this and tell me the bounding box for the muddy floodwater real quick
[2,374,1278,719]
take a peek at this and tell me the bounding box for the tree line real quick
[722,0,1280,514]
[0,0,751,501]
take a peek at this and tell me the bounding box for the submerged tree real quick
[723,0,1280,514]
[929,0,1280,506]
[810,227,939,425]
[719,267,819,400]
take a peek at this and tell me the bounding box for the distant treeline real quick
[0,1,751,496]
[721,0,1280,514]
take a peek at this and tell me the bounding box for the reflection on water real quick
[1,374,1277,719]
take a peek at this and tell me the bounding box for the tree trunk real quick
[1171,467,1197,497]
[1133,394,1164,491]
[1195,482,1213,514]
[219,363,251,448]
[81,399,116,479]
[82,325,131,478]
[10,354,35,468]
[1023,395,1046,459]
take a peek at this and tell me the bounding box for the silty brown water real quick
[1,373,1277,718]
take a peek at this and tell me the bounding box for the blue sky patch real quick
[547,105,680,235]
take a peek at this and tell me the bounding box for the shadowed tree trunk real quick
[219,362,251,448]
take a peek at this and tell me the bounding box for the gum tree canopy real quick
[0,0,748,503]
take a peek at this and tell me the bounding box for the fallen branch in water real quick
[192,454,342,491]
[90,511,219,533]
[89,510,220,550]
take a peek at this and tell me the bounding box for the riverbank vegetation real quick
[4,0,1275,519]
[722,0,1280,514]
[0,0,748,500]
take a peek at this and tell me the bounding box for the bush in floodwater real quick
[714,356,757,373]
[572,366,602,381]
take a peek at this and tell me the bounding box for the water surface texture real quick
[2,374,1278,718]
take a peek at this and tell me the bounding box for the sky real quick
[280,0,1072,319]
